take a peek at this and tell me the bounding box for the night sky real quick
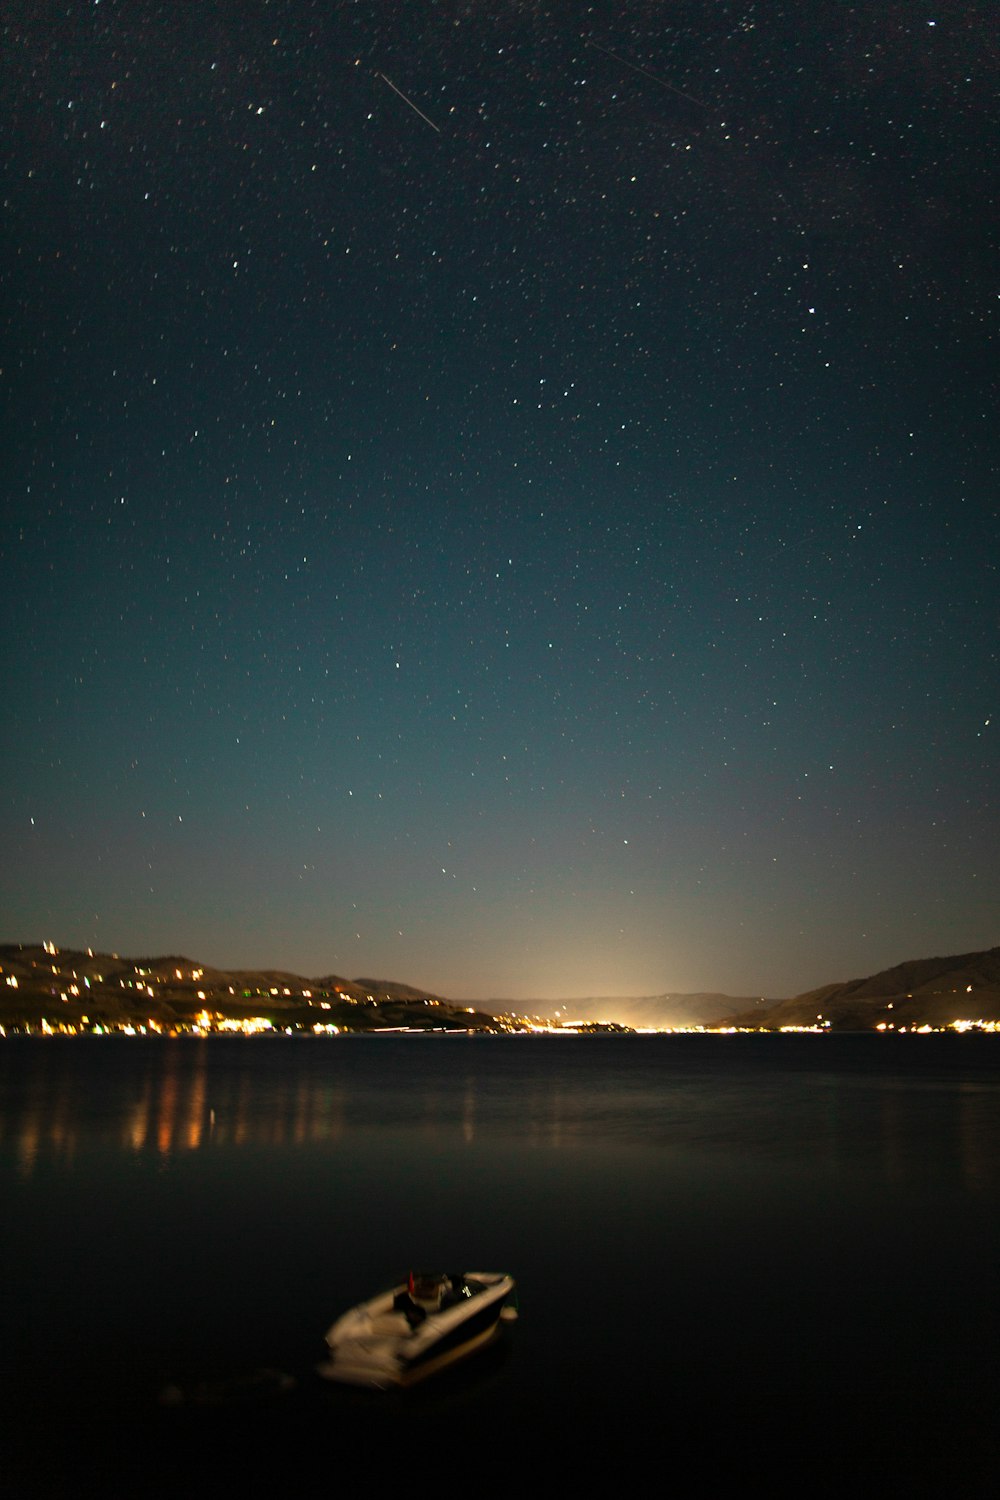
[2,2,996,1000]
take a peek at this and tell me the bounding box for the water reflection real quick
[1,1038,998,1199]
[462,1078,476,1144]
[957,1082,997,1196]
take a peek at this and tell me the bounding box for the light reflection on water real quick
[2,1034,998,1193]
[2,1034,999,1494]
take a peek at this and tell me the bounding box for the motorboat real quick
[317,1271,517,1389]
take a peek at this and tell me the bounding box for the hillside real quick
[476,991,781,1029]
[4,940,998,1036]
[0,944,509,1034]
[719,947,1000,1030]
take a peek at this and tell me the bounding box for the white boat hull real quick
[318,1272,516,1389]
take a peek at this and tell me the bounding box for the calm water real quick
[2,1034,998,1495]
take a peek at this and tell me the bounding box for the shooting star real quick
[586,40,707,108]
[376,73,441,133]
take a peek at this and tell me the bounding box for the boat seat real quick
[369,1311,411,1336]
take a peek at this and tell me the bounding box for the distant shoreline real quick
[3,1022,997,1040]
[4,940,999,1033]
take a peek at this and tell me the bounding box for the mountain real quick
[0,944,503,1033]
[474,992,781,1029]
[719,946,1000,1030]
[4,940,997,1035]
[0,943,770,1032]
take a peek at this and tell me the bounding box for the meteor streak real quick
[586,40,707,108]
[376,72,441,133]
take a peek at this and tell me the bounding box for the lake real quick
[2,1033,998,1495]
